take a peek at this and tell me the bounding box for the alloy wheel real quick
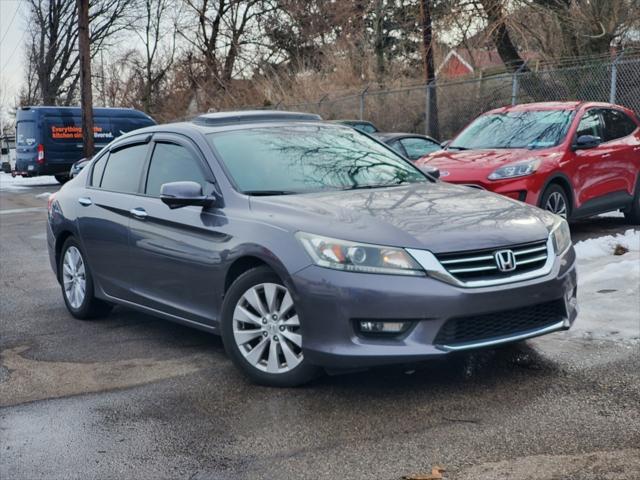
[232,283,303,374]
[62,246,86,309]
[545,191,568,218]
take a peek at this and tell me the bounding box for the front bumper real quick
[291,249,577,368]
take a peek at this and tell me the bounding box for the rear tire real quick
[220,266,320,387]
[55,174,69,184]
[624,177,640,225]
[59,237,113,319]
[540,184,570,219]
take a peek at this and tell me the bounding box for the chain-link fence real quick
[236,52,640,141]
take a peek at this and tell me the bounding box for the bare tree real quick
[24,0,130,105]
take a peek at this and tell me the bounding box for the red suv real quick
[417,102,640,223]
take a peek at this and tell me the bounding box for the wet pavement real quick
[1,183,639,480]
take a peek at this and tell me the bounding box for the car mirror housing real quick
[573,134,602,150]
[419,165,440,179]
[160,181,220,209]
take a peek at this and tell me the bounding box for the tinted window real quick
[100,143,148,193]
[451,110,574,150]
[208,125,426,194]
[16,121,36,146]
[388,139,406,156]
[91,153,108,186]
[576,110,604,138]
[145,143,207,196]
[354,123,377,134]
[399,137,440,160]
[601,109,637,141]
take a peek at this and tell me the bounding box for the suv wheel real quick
[540,184,570,219]
[221,266,320,387]
[624,177,640,225]
[60,238,112,319]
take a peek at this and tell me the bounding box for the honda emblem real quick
[494,249,517,272]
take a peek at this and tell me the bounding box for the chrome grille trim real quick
[406,236,556,288]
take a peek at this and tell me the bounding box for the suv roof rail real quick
[192,110,322,127]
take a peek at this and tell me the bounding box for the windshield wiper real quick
[243,190,298,196]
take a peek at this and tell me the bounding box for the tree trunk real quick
[77,0,94,158]
[480,0,530,73]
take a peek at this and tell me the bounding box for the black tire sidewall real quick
[540,184,570,218]
[220,266,319,387]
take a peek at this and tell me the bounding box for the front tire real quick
[540,184,570,219]
[220,266,320,387]
[59,237,112,319]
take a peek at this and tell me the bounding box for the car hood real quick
[249,182,556,254]
[419,148,546,170]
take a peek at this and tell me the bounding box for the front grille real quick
[434,300,566,346]
[436,239,549,283]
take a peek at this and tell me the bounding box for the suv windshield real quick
[208,125,426,194]
[450,110,574,150]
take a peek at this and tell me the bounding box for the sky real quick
[0,0,26,121]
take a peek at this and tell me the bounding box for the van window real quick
[100,144,148,193]
[16,121,36,146]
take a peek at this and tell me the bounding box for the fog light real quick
[358,320,410,334]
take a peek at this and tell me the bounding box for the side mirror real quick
[573,135,601,150]
[160,181,218,209]
[419,165,440,179]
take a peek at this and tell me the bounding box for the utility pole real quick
[77,0,95,158]
[419,0,439,139]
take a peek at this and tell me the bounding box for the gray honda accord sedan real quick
[47,111,577,386]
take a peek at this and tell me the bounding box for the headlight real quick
[488,159,541,180]
[550,219,571,255]
[296,232,425,276]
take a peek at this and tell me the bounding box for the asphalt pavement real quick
[1,182,639,480]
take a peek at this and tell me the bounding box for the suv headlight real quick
[488,159,541,180]
[550,218,571,255]
[296,232,424,276]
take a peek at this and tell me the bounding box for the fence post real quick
[610,51,624,104]
[425,81,432,136]
[359,86,369,120]
[511,73,519,106]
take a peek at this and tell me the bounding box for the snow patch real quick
[574,229,640,260]
[0,172,58,191]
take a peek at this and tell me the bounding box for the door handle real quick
[130,207,148,220]
[78,197,92,206]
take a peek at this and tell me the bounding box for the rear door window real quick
[144,143,207,197]
[575,110,604,139]
[91,153,109,186]
[601,109,638,141]
[399,137,441,160]
[16,121,36,146]
[100,143,149,193]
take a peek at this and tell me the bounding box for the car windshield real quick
[450,110,574,150]
[208,125,426,194]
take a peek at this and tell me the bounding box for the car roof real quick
[374,132,439,143]
[330,119,376,126]
[192,110,322,127]
[484,101,634,115]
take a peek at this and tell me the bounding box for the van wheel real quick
[60,237,113,319]
[55,174,69,184]
[220,266,320,387]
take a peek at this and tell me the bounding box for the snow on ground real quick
[572,228,640,344]
[0,172,58,191]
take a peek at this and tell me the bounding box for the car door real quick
[77,135,151,300]
[127,134,228,325]
[398,136,441,161]
[599,108,640,197]
[571,108,614,207]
